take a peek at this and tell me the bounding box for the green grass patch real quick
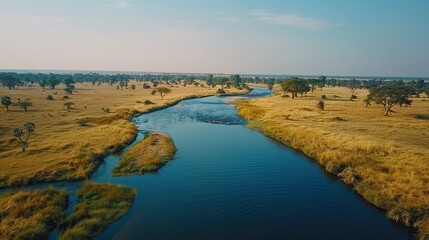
[59,182,137,240]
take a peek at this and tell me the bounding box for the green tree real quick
[47,76,61,89]
[280,78,310,99]
[1,96,12,111]
[64,84,75,94]
[206,74,214,88]
[131,84,136,91]
[153,87,171,99]
[13,122,35,152]
[366,84,415,116]
[230,74,242,88]
[317,100,325,110]
[0,75,19,89]
[217,77,229,90]
[119,81,126,90]
[19,101,33,111]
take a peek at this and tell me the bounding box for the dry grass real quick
[113,132,176,175]
[59,182,137,240]
[238,86,429,239]
[0,187,68,239]
[0,82,246,187]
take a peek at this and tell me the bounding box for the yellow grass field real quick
[0,81,246,187]
[238,86,429,238]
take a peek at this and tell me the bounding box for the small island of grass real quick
[59,182,137,240]
[0,188,68,240]
[112,132,176,176]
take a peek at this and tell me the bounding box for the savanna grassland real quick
[113,132,176,176]
[0,188,68,239]
[0,81,246,188]
[238,86,429,238]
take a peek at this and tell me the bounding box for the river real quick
[30,87,416,239]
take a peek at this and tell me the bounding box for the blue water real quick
[89,88,414,240]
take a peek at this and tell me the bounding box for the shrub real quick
[47,95,54,100]
[321,95,327,99]
[350,94,357,101]
[216,88,225,94]
[62,96,70,99]
[101,107,111,113]
[144,100,155,105]
[317,100,325,110]
[77,118,92,127]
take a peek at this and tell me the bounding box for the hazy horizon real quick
[1,0,428,77]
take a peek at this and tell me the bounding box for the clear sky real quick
[0,0,428,77]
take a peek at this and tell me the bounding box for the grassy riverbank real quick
[238,86,429,239]
[113,132,176,176]
[0,82,247,188]
[59,182,137,240]
[0,188,68,239]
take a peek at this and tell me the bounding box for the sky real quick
[0,0,428,77]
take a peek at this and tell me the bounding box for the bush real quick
[317,100,325,110]
[321,95,327,99]
[216,89,225,94]
[144,100,155,105]
[47,95,54,100]
[77,118,91,127]
[101,107,111,113]
[62,96,70,99]
[350,94,357,101]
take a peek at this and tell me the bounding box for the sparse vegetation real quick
[59,182,137,240]
[0,188,68,240]
[113,132,176,175]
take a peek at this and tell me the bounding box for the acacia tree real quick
[152,87,171,99]
[366,84,414,116]
[230,74,242,88]
[47,76,61,89]
[1,96,12,111]
[13,122,35,152]
[19,101,33,111]
[280,78,310,99]
[217,77,229,90]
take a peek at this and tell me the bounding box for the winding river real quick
[23,88,417,239]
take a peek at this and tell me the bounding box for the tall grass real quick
[59,182,137,240]
[0,188,68,239]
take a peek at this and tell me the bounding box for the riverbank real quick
[0,82,248,188]
[237,86,429,239]
[112,131,176,176]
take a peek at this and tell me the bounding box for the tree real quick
[366,84,414,116]
[206,74,214,88]
[13,122,35,152]
[266,78,275,92]
[119,81,126,90]
[280,78,310,99]
[47,75,61,89]
[19,101,32,111]
[1,96,12,111]
[217,77,229,90]
[230,74,242,88]
[131,84,136,91]
[64,84,75,94]
[153,87,171,99]
[0,75,20,89]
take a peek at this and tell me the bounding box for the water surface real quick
[87,88,415,240]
